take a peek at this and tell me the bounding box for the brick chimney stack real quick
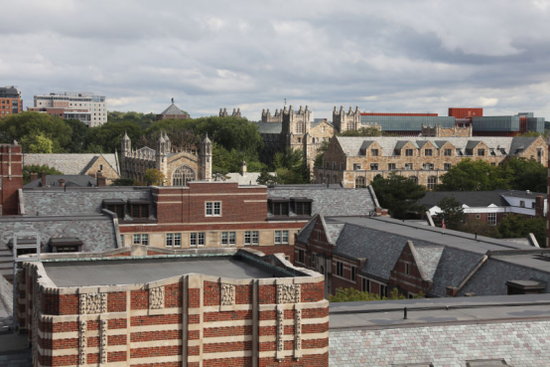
[41,171,46,187]
[30,172,38,183]
[58,179,66,188]
[535,195,545,217]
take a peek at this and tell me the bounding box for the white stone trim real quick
[259,346,328,359]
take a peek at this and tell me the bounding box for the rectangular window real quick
[252,231,259,244]
[388,163,396,170]
[174,233,181,247]
[190,232,205,246]
[351,266,356,281]
[520,200,525,208]
[272,202,289,216]
[141,234,149,246]
[244,231,251,245]
[282,230,288,244]
[353,163,361,170]
[275,231,281,244]
[444,149,452,156]
[295,201,312,216]
[444,163,451,170]
[405,263,410,275]
[362,278,370,292]
[297,249,305,264]
[425,149,432,156]
[120,234,124,245]
[405,149,413,156]
[166,233,173,247]
[206,202,221,216]
[477,149,485,156]
[404,163,413,170]
[423,163,434,170]
[131,204,149,218]
[274,230,289,244]
[488,213,497,226]
[221,232,228,245]
[133,234,141,245]
[336,261,344,277]
[370,163,378,170]
[229,232,236,245]
[380,284,387,298]
[371,149,379,156]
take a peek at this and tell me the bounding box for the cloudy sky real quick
[2,0,550,121]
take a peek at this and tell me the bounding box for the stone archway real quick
[172,165,196,186]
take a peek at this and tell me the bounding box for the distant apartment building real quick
[28,92,107,127]
[0,86,23,118]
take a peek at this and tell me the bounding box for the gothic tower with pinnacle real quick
[200,133,213,181]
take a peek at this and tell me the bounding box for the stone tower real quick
[200,133,213,181]
[156,133,168,181]
[333,106,361,133]
[282,105,311,145]
[121,131,131,174]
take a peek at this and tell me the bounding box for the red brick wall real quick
[389,243,432,296]
[0,144,23,215]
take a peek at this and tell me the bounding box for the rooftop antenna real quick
[171,97,174,104]
[284,98,287,106]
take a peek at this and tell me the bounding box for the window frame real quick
[488,212,497,226]
[405,149,413,156]
[205,201,222,217]
[424,149,432,156]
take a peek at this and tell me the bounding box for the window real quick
[370,163,378,170]
[422,163,434,170]
[166,233,173,247]
[133,234,148,246]
[190,232,205,246]
[427,176,437,190]
[129,200,150,219]
[244,231,259,245]
[274,230,289,244]
[353,163,361,170]
[336,261,344,276]
[271,201,289,216]
[222,232,236,246]
[325,161,329,169]
[297,137,301,143]
[477,148,485,156]
[355,176,366,188]
[102,199,125,219]
[388,163,396,170]
[444,163,451,170]
[351,266,356,282]
[120,234,124,245]
[405,149,413,156]
[520,200,525,208]
[333,162,337,170]
[425,149,432,156]
[380,284,387,298]
[371,149,379,156]
[488,213,497,226]
[444,149,452,156]
[206,201,221,216]
[340,163,344,170]
[409,176,418,184]
[531,202,536,209]
[362,278,370,292]
[404,163,413,170]
[405,263,410,275]
[294,201,312,216]
[174,233,181,247]
[297,249,305,264]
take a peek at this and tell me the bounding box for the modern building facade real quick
[315,135,548,188]
[29,92,107,127]
[0,86,23,118]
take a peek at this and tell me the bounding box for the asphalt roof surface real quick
[44,257,281,287]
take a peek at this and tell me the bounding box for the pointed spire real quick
[123,131,130,140]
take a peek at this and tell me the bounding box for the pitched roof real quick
[419,190,509,208]
[23,154,120,176]
[256,121,283,134]
[159,102,188,116]
[24,175,96,188]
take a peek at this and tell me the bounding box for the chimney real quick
[41,171,46,187]
[30,172,38,183]
[535,195,544,217]
[58,179,66,187]
[241,160,247,176]
[446,286,458,297]
[97,171,106,187]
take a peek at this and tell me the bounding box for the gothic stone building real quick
[258,105,335,172]
[19,247,329,366]
[121,132,212,186]
[315,135,548,189]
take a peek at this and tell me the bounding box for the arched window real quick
[346,121,354,130]
[172,165,196,186]
[296,122,304,134]
[427,176,437,190]
[355,176,366,188]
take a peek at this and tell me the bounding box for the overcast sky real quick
[2,0,550,121]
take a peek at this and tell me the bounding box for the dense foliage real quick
[22,164,63,184]
[434,196,466,230]
[496,214,546,246]
[371,173,426,219]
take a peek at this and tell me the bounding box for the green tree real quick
[496,214,546,246]
[111,178,135,186]
[87,121,143,153]
[256,169,282,186]
[22,164,63,184]
[143,169,165,186]
[434,196,466,230]
[328,287,408,302]
[313,141,330,167]
[20,133,54,153]
[273,148,309,184]
[436,158,509,191]
[64,119,90,153]
[503,157,547,193]
[371,173,426,219]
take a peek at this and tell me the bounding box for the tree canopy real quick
[371,173,426,219]
[22,164,63,184]
[496,214,546,246]
[503,157,547,193]
[434,196,466,230]
[436,159,509,191]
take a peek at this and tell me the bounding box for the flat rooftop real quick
[43,256,296,287]
[329,294,550,330]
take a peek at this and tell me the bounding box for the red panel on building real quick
[448,108,483,118]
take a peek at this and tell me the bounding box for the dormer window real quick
[102,199,125,219]
[292,197,313,216]
[477,149,485,156]
[129,200,151,219]
[371,149,379,156]
[405,149,413,156]
[269,198,290,216]
[425,149,432,156]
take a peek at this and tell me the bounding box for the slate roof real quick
[24,175,96,188]
[256,121,282,134]
[23,153,120,176]
[316,216,546,297]
[335,136,541,157]
[419,190,510,208]
[267,185,377,217]
[224,172,264,185]
[159,102,188,116]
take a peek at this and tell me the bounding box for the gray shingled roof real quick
[23,153,120,175]
[256,121,282,134]
[335,136,541,157]
[419,190,510,208]
[24,175,96,188]
[159,102,188,116]
[267,185,377,217]
[413,244,444,281]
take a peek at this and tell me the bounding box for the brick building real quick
[18,246,328,366]
[28,92,107,127]
[0,86,23,118]
[315,135,548,188]
[156,98,190,121]
[0,142,23,216]
[295,215,550,298]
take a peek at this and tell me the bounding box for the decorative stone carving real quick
[79,319,87,366]
[277,308,285,361]
[100,319,108,364]
[221,284,235,306]
[295,308,302,358]
[149,286,165,310]
[277,284,301,304]
[79,292,107,314]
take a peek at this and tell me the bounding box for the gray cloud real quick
[1,0,550,121]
